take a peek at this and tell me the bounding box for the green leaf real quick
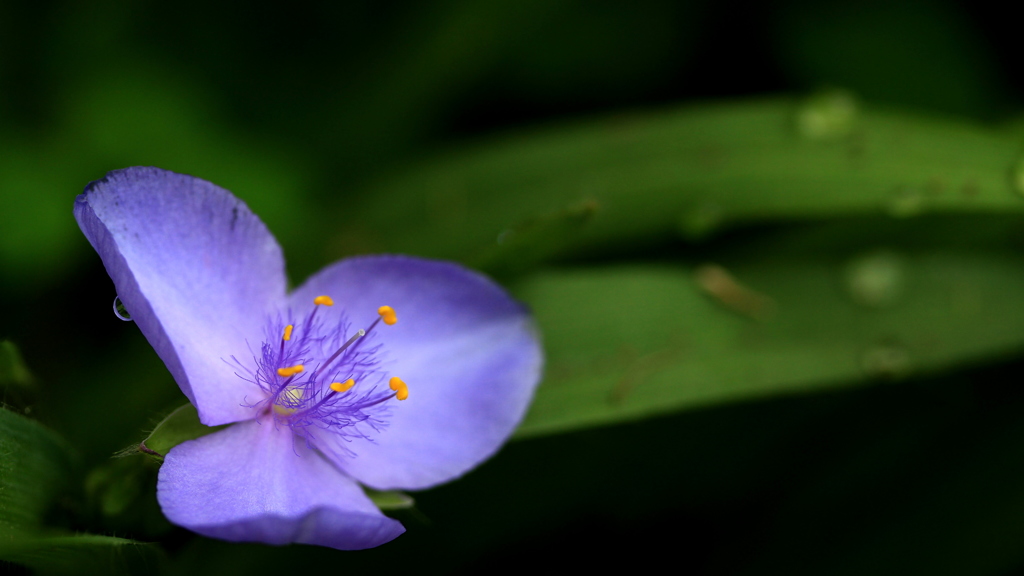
[0,340,34,390]
[85,458,151,518]
[513,216,1024,438]
[341,98,1024,273]
[474,198,600,278]
[0,407,76,531]
[363,488,415,511]
[0,531,166,576]
[133,404,227,462]
[0,409,144,575]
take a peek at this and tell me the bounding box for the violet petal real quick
[74,167,286,425]
[158,420,404,549]
[288,255,543,490]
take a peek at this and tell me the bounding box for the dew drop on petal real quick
[112,296,133,321]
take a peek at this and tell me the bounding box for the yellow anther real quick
[378,305,398,325]
[314,295,334,306]
[330,379,355,393]
[389,376,408,400]
[282,324,294,341]
[276,364,305,377]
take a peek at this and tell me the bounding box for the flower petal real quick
[157,420,404,549]
[289,256,542,490]
[74,167,286,425]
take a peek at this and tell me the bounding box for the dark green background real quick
[4,0,1024,573]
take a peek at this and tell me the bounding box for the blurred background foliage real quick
[4,0,1024,573]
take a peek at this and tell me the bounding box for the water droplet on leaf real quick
[678,203,725,240]
[112,296,133,321]
[1011,156,1024,197]
[796,89,859,141]
[885,185,926,218]
[694,264,776,320]
[844,250,905,308]
[860,343,912,380]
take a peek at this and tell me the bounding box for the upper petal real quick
[289,255,543,490]
[74,167,286,425]
[158,420,404,549]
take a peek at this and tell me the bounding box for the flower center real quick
[231,296,407,447]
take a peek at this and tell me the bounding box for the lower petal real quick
[157,420,404,550]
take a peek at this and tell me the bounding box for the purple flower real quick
[74,167,542,550]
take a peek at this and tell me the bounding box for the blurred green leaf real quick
[85,458,149,518]
[0,408,159,574]
[363,489,415,511]
[0,532,166,576]
[0,340,33,390]
[0,407,75,530]
[513,217,1024,437]
[1000,113,1024,141]
[135,404,226,462]
[475,198,600,278]
[341,98,1024,272]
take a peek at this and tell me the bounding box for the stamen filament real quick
[279,324,294,357]
[363,317,381,338]
[360,305,396,341]
[294,378,356,416]
[310,329,365,380]
[303,296,335,339]
[258,300,406,426]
